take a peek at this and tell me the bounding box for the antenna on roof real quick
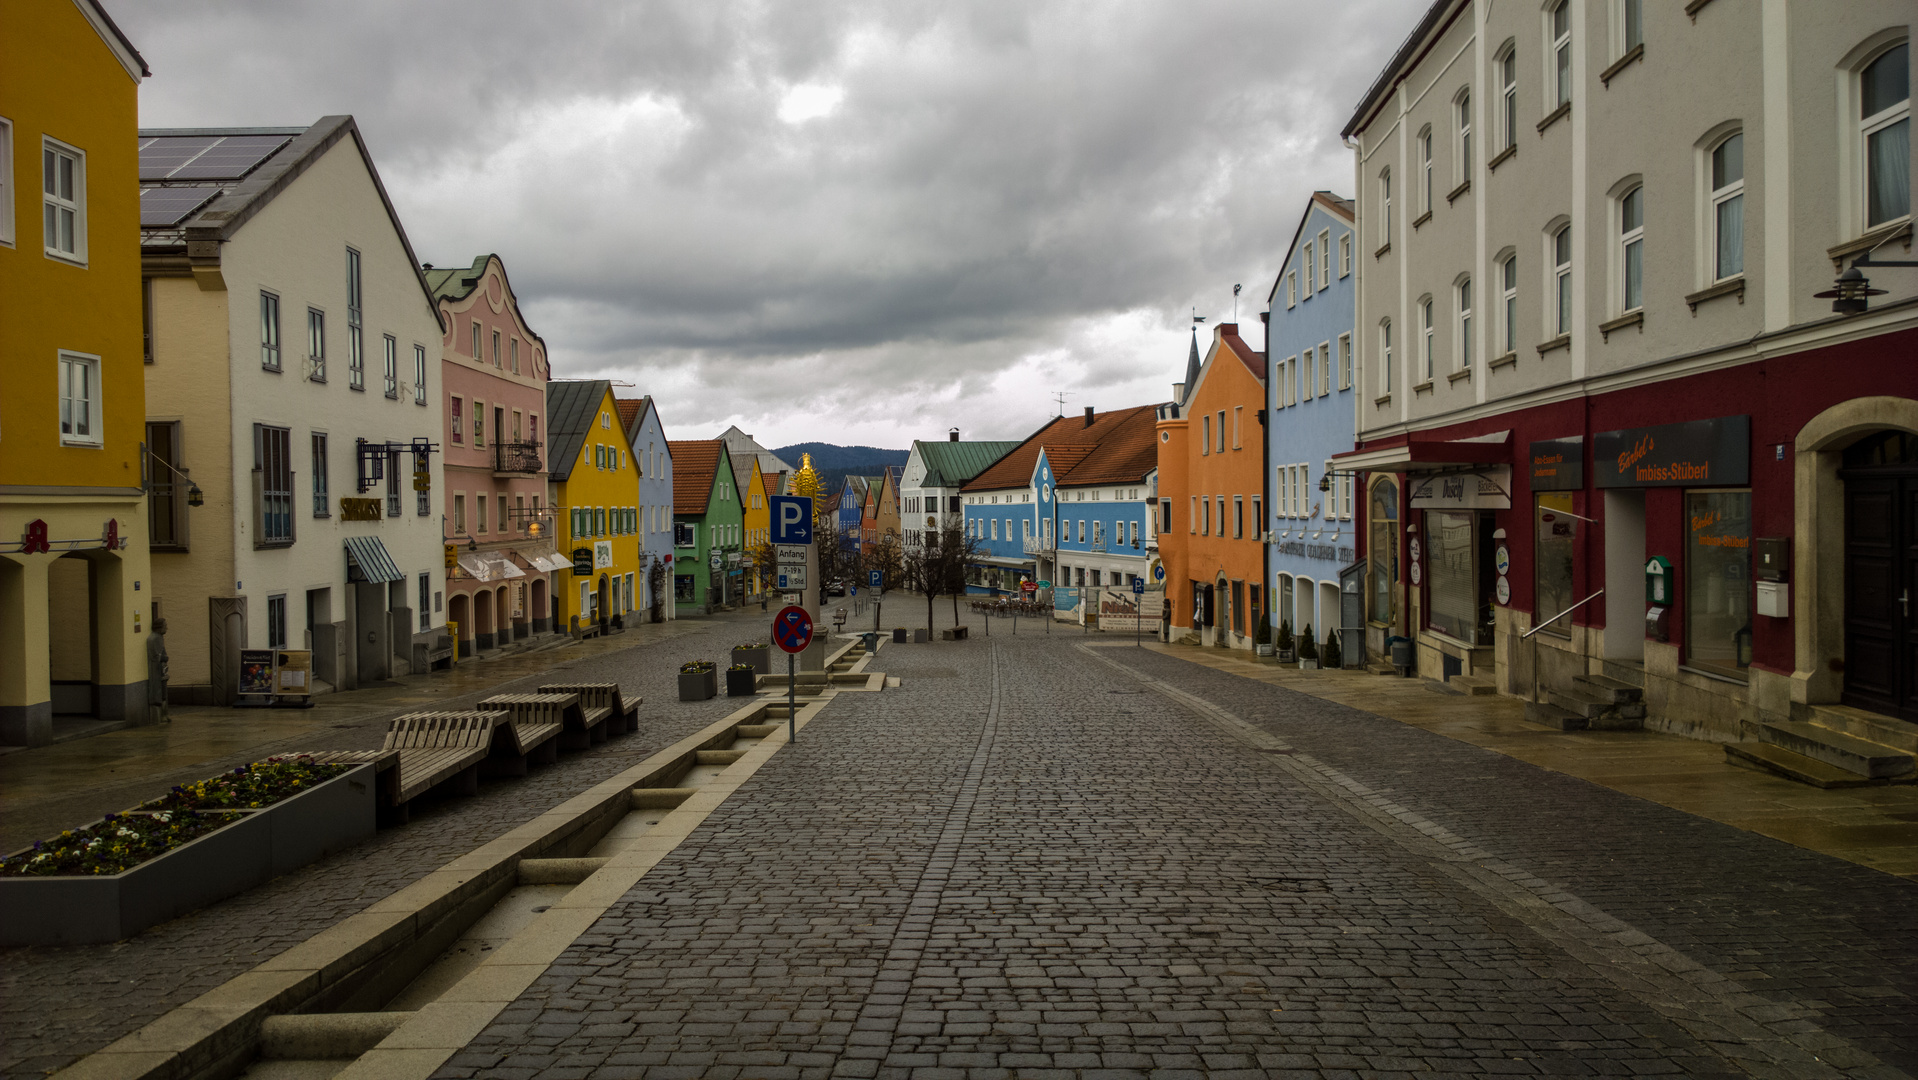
[1051,390,1072,417]
[1233,284,1242,321]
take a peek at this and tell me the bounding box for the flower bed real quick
[0,759,375,946]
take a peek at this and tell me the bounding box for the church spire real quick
[1181,325,1203,405]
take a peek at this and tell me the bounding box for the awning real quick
[457,551,527,582]
[1335,430,1512,473]
[344,535,404,584]
[517,546,571,573]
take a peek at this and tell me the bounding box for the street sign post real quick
[868,569,882,590]
[768,497,820,673]
[1133,578,1146,647]
[769,498,813,545]
[773,605,814,743]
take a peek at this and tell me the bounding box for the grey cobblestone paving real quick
[429,628,1908,1079]
[0,609,782,1080]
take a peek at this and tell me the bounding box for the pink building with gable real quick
[425,255,563,655]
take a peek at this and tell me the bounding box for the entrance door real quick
[1604,490,1647,660]
[1843,440,1918,721]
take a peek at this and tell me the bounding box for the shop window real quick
[1368,478,1400,626]
[1426,511,1479,642]
[1535,493,1577,635]
[1685,489,1751,681]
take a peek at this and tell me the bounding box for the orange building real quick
[1157,323,1268,649]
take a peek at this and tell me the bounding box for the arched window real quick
[1618,184,1644,313]
[1456,89,1473,183]
[1497,43,1518,153]
[1709,132,1745,280]
[1455,275,1474,370]
[1380,168,1393,239]
[1419,127,1434,216]
[1419,296,1435,381]
[1499,251,1519,354]
[1552,223,1573,335]
[1861,42,1910,227]
[1549,0,1572,108]
[1379,318,1394,393]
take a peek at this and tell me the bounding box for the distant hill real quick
[774,442,908,495]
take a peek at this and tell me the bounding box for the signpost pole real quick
[787,650,796,744]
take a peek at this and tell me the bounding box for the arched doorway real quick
[529,578,548,634]
[474,588,495,651]
[47,553,97,717]
[448,593,471,658]
[1839,430,1918,721]
[1368,476,1402,649]
[1213,573,1230,648]
[596,574,609,631]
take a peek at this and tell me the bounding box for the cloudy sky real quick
[121,0,1424,450]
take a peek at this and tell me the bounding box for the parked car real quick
[826,579,847,596]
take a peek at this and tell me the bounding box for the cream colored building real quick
[1339,0,1916,759]
[141,117,447,701]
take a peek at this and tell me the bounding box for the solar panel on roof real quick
[139,135,219,180]
[139,186,219,227]
[166,135,291,180]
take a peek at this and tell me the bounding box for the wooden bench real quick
[379,711,510,803]
[539,682,640,743]
[476,693,574,772]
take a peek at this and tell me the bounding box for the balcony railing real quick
[1022,536,1054,554]
[494,441,543,474]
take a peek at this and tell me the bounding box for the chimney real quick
[948,427,960,442]
[1171,382,1185,403]
[1083,406,1095,427]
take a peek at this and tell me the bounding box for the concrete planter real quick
[892,628,908,643]
[725,669,758,697]
[1255,645,1275,657]
[0,763,376,947]
[678,669,718,701]
[731,646,771,674]
[1298,658,1319,670]
[1278,648,1296,663]
[912,628,929,644]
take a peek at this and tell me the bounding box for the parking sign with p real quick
[770,495,813,545]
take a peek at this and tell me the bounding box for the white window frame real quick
[307,307,326,382]
[1707,131,1745,283]
[260,291,281,371]
[1551,223,1573,336]
[383,334,399,398]
[413,344,428,405]
[1380,319,1394,393]
[1617,182,1645,315]
[1455,88,1473,184]
[1339,233,1352,276]
[0,117,14,247]
[1301,241,1314,297]
[1549,0,1573,109]
[1337,332,1352,389]
[1287,270,1298,308]
[1318,342,1331,397]
[1380,169,1393,239]
[1419,127,1434,215]
[58,350,103,446]
[41,135,86,264]
[1855,39,1911,232]
[1499,251,1519,354]
[1455,275,1473,371]
[1613,0,1643,58]
[1419,296,1435,381]
[1318,229,1332,287]
[1497,44,1518,152]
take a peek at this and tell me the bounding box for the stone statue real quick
[146,618,170,724]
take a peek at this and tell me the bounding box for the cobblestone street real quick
[7,614,1917,1080]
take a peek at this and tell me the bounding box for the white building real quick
[141,117,447,700]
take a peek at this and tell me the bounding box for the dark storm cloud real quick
[120,0,1426,444]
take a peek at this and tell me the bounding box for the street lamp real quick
[1814,248,1914,315]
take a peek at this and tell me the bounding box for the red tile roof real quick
[669,439,724,515]
[615,398,645,430]
[1055,406,1160,486]
[962,405,1161,493]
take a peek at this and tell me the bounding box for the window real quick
[1339,234,1352,276]
[1685,489,1751,681]
[1338,333,1352,389]
[307,309,326,381]
[1419,297,1435,381]
[268,595,286,650]
[1368,479,1400,626]
[1380,169,1393,238]
[1318,229,1331,286]
[419,574,431,632]
[1426,510,1482,643]
[1553,225,1573,335]
[255,424,294,545]
[1494,254,1517,354]
[58,351,100,445]
[492,329,501,367]
[1619,0,1642,55]
[1456,277,1473,369]
[511,337,519,373]
[1318,343,1330,396]
[260,292,281,370]
[413,344,428,405]
[1710,134,1745,280]
[414,447,430,516]
[1216,410,1226,453]
[1287,270,1297,307]
[1232,406,1243,449]
[1419,128,1434,215]
[1455,90,1472,182]
[474,402,484,446]
[451,397,464,443]
[1535,493,1576,637]
[385,449,401,517]
[1302,242,1314,297]
[1499,46,1518,151]
[383,334,398,398]
[148,421,186,548]
[1550,1,1572,108]
[1619,185,1644,313]
[1380,319,1394,393]
[41,137,84,261]
[312,432,329,517]
[1861,43,1910,228]
[346,248,364,390]
[1233,496,1244,538]
[470,321,481,359]
[1200,498,1209,536]
[1201,413,1211,454]
[1190,495,1197,533]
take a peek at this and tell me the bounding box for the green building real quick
[669,438,744,614]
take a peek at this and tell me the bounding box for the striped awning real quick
[344,535,404,583]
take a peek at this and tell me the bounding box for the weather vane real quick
[1233,283,1242,321]
[1191,306,1207,325]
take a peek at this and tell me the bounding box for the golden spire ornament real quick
[791,452,822,500]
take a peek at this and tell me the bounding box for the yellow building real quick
[545,381,642,633]
[0,0,151,746]
[742,456,769,596]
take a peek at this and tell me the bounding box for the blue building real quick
[618,396,675,621]
[1265,192,1359,650]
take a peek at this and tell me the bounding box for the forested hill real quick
[774,442,909,493]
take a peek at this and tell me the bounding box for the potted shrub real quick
[725,662,758,697]
[677,660,717,701]
[731,641,771,674]
[1322,628,1342,670]
[1276,620,1296,664]
[1254,617,1275,658]
[1298,624,1319,670]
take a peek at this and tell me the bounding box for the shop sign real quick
[1409,466,1513,510]
[1528,437,1584,491]
[340,498,383,522]
[571,547,593,575]
[1594,415,1749,488]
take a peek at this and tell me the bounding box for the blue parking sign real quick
[868,570,882,588]
[1132,578,1146,595]
[769,496,813,544]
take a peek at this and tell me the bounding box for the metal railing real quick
[1525,588,1603,704]
[494,442,543,473]
[1022,536,1054,554]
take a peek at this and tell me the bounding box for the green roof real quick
[913,440,1020,488]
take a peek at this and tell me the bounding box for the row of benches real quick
[302,683,640,820]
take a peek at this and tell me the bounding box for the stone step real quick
[1450,674,1499,697]
[1365,661,1399,677]
[1573,674,1643,704]
[1524,700,1586,731]
[1586,709,1645,732]
[1755,720,1916,779]
[1805,703,1918,754]
[1597,659,1647,689]
[1546,688,1613,720]
[1724,742,1884,789]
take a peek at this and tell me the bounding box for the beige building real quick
[141,117,448,702]
[1339,0,1916,766]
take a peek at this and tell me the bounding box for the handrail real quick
[1522,589,1604,640]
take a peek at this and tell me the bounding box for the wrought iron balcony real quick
[1022,536,1054,554]
[494,441,543,475]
